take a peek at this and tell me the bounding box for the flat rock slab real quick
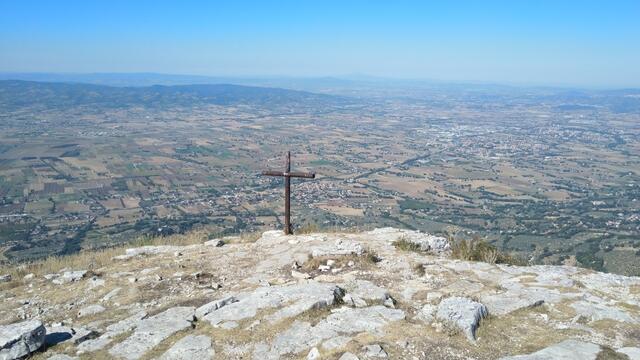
[499,339,601,360]
[108,307,195,360]
[77,311,147,354]
[158,335,214,360]
[47,355,78,360]
[202,282,344,327]
[257,306,405,359]
[0,320,46,360]
[436,297,487,342]
[344,280,391,303]
[366,228,450,254]
[311,239,365,257]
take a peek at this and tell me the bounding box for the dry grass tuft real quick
[393,235,422,252]
[0,230,209,281]
[449,235,526,266]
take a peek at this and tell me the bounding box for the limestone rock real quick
[205,239,225,247]
[618,347,640,360]
[202,282,344,327]
[0,320,46,360]
[195,296,238,320]
[345,280,392,303]
[257,306,405,358]
[499,339,601,360]
[311,239,364,257]
[306,347,320,360]
[158,335,214,360]
[77,304,106,318]
[45,325,97,347]
[367,228,450,254]
[436,297,487,342]
[47,355,78,360]
[339,353,360,360]
[362,344,388,358]
[108,307,195,359]
[570,300,635,322]
[52,270,87,285]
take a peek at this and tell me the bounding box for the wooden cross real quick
[262,151,315,235]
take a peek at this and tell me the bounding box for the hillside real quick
[1,228,639,359]
[0,80,352,112]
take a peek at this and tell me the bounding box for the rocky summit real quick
[1,228,639,359]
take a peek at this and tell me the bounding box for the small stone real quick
[78,305,106,318]
[174,251,183,257]
[211,282,222,289]
[307,347,320,360]
[292,270,311,280]
[383,298,395,308]
[101,288,121,302]
[331,268,343,274]
[326,260,336,266]
[347,261,355,267]
[291,261,301,269]
[0,274,12,283]
[204,239,225,247]
[128,277,138,283]
[23,274,35,281]
[319,265,331,272]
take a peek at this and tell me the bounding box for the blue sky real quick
[1,0,639,87]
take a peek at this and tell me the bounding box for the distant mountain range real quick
[0,80,353,111]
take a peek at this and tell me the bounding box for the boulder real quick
[436,297,487,342]
[0,320,46,360]
[158,335,214,360]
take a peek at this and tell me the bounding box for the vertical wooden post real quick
[261,151,315,235]
[284,151,291,234]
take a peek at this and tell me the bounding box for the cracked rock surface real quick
[0,228,639,359]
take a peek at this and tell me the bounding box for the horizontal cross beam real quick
[262,170,315,179]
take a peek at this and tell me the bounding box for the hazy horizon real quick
[1,0,639,88]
